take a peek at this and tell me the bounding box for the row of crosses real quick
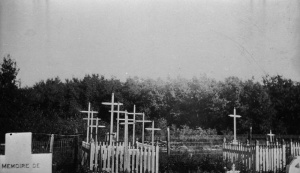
[229,108,275,144]
[80,93,160,146]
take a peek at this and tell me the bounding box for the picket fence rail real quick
[223,140,300,172]
[81,141,159,173]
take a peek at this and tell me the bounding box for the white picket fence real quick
[81,141,159,173]
[290,140,300,156]
[223,141,300,172]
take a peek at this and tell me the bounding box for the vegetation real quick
[1,55,300,143]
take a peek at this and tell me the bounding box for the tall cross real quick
[136,113,152,145]
[127,105,143,144]
[267,130,275,142]
[80,102,98,143]
[145,121,161,147]
[102,93,123,145]
[229,107,241,144]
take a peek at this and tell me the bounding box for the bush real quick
[160,153,229,173]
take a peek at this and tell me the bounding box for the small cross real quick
[267,130,275,142]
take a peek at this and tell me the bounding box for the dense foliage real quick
[1,55,300,142]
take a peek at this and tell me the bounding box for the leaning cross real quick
[102,93,123,145]
[80,102,98,143]
[229,107,241,144]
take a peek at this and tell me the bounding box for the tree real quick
[0,55,20,117]
[0,55,20,142]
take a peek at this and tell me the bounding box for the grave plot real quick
[80,93,160,173]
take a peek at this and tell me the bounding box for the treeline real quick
[1,55,300,142]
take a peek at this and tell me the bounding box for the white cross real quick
[109,110,127,141]
[127,105,143,144]
[145,121,161,147]
[87,118,105,143]
[267,130,275,142]
[229,107,241,144]
[102,93,123,145]
[80,102,98,143]
[136,113,152,145]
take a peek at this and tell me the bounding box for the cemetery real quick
[1,93,300,173]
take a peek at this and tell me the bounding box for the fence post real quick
[282,139,286,169]
[74,130,79,172]
[156,144,159,173]
[50,134,54,153]
[90,140,95,171]
[255,140,259,172]
[290,139,293,156]
[167,127,170,156]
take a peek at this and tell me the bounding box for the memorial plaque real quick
[0,132,52,173]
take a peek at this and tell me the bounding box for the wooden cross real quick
[127,105,143,144]
[145,121,161,147]
[120,119,134,143]
[267,130,275,142]
[229,107,241,144]
[124,110,129,147]
[88,118,105,143]
[136,113,152,145]
[109,110,127,141]
[102,93,123,145]
[80,102,98,143]
[83,118,105,142]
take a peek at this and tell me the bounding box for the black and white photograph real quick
[0,0,300,172]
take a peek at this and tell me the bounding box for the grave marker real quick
[102,93,123,145]
[80,102,98,143]
[229,108,241,144]
[127,105,143,144]
[267,130,275,142]
[145,121,161,147]
[109,110,126,141]
[136,113,152,145]
[0,132,52,173]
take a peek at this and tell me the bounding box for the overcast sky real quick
[0,0,299,87]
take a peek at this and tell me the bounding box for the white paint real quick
[0,133,52,173]
[228,108,241,144]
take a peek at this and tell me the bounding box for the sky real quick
[0,0,300,87]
